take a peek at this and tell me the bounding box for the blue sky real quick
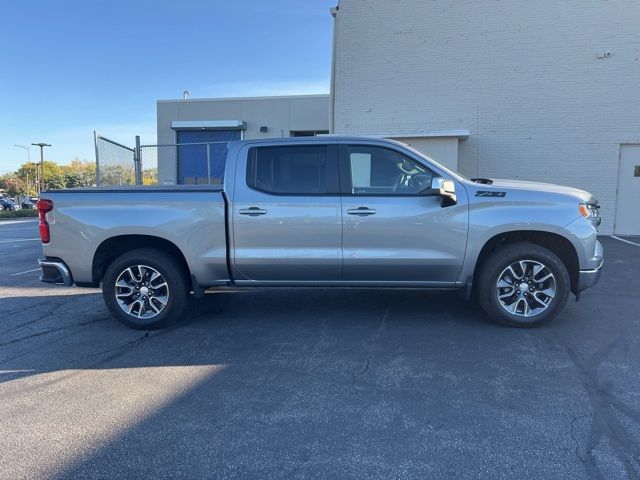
[0,0,336,172]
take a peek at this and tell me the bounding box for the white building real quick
[330,0,640,235]
[157,0,640,235]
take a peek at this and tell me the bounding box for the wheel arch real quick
[92,235,192,288]
[472,230,580,295]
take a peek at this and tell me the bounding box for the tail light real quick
[36,199,53,243]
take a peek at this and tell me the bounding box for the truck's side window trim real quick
[246,144,340,196]
[338,144,436,197]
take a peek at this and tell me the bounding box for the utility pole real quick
[14,145,33,196]
[32,143,51,194]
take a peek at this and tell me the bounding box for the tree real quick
[4,159,118,193]
[142,167,158,185]
[11,159,97,192]
[15,162,39,196]
[1,175,25,197]
[64,158,96,187]
[44,171,67,190]
[99,164,135,186]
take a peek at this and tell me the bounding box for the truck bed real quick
[41,186,229,288]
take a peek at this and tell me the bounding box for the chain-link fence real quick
[94,132,136,186]
[139,141,229,185]
[95,132,229,186]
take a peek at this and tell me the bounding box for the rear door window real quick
[247,145,338,195]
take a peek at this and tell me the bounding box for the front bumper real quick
[578,258,603,292]
[38,257,73,286]
[578,242,604,292]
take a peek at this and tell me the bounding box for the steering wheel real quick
[392,173,407,193]
[392,172,432,193]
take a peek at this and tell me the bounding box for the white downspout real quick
[329,5,338,134]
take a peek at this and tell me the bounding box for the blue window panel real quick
[176,130,240,184]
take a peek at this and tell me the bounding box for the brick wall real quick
[333,0,640,233]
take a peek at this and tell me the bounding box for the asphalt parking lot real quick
[1,219,639,480]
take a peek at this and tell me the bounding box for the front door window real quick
[345,145,434,195]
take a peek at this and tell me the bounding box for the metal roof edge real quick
[158,94,330,103]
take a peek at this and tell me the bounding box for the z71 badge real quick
[476,191,507,197]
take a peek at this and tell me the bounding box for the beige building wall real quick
[157,94,330,145]
[332,0,640,233]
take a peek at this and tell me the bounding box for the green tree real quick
[13,159,97,191]
[99,164,135,186]
[44,171,67,190]
[64,159,96,187]
[15,162,39,195]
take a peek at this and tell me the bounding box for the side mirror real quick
[423,177,457,205]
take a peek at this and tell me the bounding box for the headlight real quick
[579,203,598,219]
[579,202,601,227]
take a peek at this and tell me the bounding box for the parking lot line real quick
[2,226,38,231]
[611,235,640,247]
[0,219,38,226]
[10,268,41,276]
[0,238,40,244]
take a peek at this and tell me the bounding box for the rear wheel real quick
[102,248,188,329]
[477,242,570,328]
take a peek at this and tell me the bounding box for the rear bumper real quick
[38,257,73,286]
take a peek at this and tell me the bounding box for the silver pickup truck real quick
[36,136,603,329]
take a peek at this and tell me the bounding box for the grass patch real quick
[0,209,38,219]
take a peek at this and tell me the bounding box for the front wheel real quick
[477,242,570,328]
[102,248,188,329]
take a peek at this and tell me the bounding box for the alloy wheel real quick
[496,259,556,317]
[114,265,169,319]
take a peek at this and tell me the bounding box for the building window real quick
[289,130,329,137]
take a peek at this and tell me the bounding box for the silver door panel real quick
[233,194,342,281]
[342,195,468,281]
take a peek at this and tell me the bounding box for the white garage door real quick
[615,145,640,235]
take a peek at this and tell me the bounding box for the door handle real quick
[347,207,376,216]
[238,207,267,216]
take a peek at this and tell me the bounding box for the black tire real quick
[102,248,188,330]
[477,242,570,328]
